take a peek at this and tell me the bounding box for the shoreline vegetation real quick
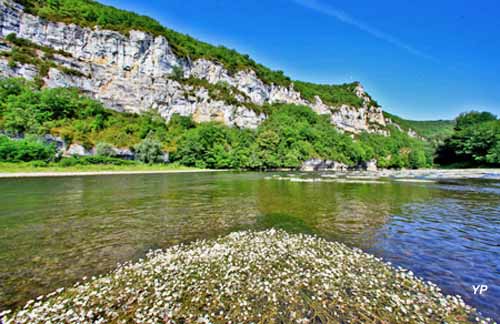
[0,230,492,324]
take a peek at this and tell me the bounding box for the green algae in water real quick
[255,212,317,235]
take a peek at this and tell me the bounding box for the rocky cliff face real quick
[0,0,387,133]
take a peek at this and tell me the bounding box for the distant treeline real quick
[383,112,455,146]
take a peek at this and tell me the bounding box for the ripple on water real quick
[371,196,500,321]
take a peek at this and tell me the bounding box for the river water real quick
[0,172,498,320]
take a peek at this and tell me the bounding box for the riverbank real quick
[1,230,492,324]
[2,162,499,179]
[0,162,219,178]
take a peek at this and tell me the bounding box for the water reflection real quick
[254,179,433,248]
[0,172,498,320]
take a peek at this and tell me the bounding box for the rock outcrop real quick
[0,0,387,133]
[63,143,93,157]
[300,159,348,172]
[358,159,378,172]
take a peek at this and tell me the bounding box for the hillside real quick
[0,0,436,170]
[0,77,434,169]
[0,0,386,134]
[384,112,455,145]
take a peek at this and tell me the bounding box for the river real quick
[0,172,498,320]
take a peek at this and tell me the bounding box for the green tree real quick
[436,112,499,167]
[134,137,164,164]
[173,123,233,169]
[256,129,281,168]
[95,142,116,157]
[409,150,427,169]
[455,111,497,131]
[47,0,61,10]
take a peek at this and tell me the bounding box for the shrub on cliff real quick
[294,81,366,108]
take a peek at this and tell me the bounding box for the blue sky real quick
[101,0,500,120]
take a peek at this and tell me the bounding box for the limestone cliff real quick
[0,0,387,133]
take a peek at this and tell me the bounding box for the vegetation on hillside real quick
[11,0,376,108]
[0,77,431,169]
[359,127,433,169]
[435,111,500,167]
[171,104,432,169]
[384,111,454,146]
[294,81,364,108]
[0,78,171,149]
[294,81,380,108]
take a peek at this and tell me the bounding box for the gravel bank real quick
[1,230,493,324]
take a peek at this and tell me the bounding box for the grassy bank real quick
[0,162,201,174]
[1,230,490,324]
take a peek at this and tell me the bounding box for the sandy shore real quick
[0,169,226,178]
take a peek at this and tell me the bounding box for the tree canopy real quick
[436,111,500,167]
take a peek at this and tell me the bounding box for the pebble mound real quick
[1,230,492,324]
